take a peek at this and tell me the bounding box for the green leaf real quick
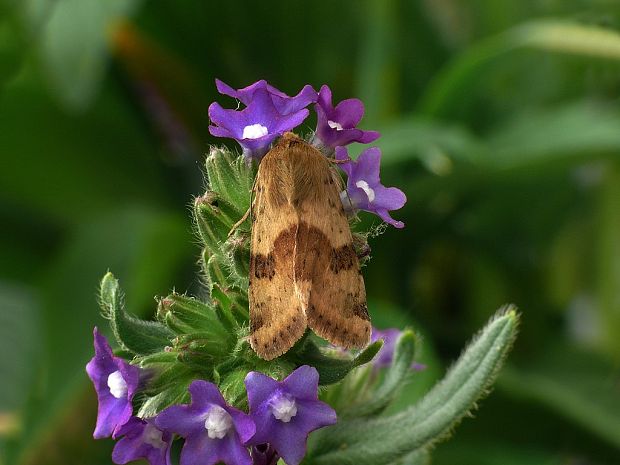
[309,306,519,465]
[100,272,174,355]
[486,103,620,170]
[0,282,39,419]
[419,20,620,118]
[389,449,430,465]
[16,0,142,110]
[345,330,419,418]
[289,339,383,386]
[498,342,620,449]
[377,118,484,168]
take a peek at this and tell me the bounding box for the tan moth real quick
[248,132,371,360]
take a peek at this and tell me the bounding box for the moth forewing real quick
[248,133,371,360]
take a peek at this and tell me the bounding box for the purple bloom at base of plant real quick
[245,365,337,465]
[112,417,172,465]
[371,328,402,367]
[313,84,380,151]
[215,79,317,115]
[336,146,407,228]
[371,327,427,371]
[155,380,256,465]
[209,81,311,160]
[86,327,141,439]
[250,444,280,465]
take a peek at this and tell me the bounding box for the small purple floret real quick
[155,380,255,465]
[245,365,337,465]
[371,328,403,367]
[215,79,317,115]
[86,327,140,439]
[336,146,406,228]
[313,85,380,151]
[209,80,313,160]
[371,328,427,371]
[112,417,172,465]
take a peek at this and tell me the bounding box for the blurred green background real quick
[1,0,620,464]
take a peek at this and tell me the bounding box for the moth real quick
[248,132,371,360]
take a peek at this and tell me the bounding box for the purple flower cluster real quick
[209,79,406,228]
[87,330,335,465]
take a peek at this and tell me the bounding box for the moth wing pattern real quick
[289,139,372,349]
[248,146,307,360]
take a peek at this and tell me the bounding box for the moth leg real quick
[228,207,251,238]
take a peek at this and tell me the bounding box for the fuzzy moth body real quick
[248,132,371,360]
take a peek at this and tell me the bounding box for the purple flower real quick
[371,328,426,371]
[209,80,312,160]
[155,380,255,465]
[371,328,403,368]
[112,417,172,465]
[336,146,407,228]
[313,85,380,150]
[86,327,140,439]
[245,365,337,465]
[215,79,317,115]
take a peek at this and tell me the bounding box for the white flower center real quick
[143,423,166,449]
[327,120,344,131]
[204,405,233,439]
[269,393,298,423]
[355,180,375,203]
[107,370,128,399]
[242,124,269,139]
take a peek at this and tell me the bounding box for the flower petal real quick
[352,146,382,185]
[374,208,405,228]
[245,371,281,407]
[154,404,205,438]
[228,406,256,444]
[282,365,320,400]
[190,380,227,407]
[333,98,364,128]
[372,185,407,211]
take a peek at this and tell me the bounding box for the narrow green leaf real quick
[346,330,418,418]
[419,20,620,118]
[486,103,620,170]
[389,449,430,465]
[498,342,620,449]
[30,0,141,109]
[310,306,519,465]
[100,272,174,355]
[289,340,383,386]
